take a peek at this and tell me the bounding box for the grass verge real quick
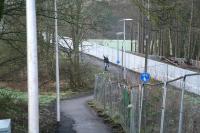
[87,100,125,133]
[0,88,75,133]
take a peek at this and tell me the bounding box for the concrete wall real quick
[83,41,200,95]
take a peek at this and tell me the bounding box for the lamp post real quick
[26,0,39,132]
[54,0,60,123]
[144,0,150,73]
[116,32,124,82]
[119,18,133,80]
[116,32,124,65]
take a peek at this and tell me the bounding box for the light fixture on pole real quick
[54,0,60,123]
[116,32,124,65]
[116,32,124,82]
[119,18,133,80]
[26,0,39,132]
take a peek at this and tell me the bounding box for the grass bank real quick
[0,88,75,133]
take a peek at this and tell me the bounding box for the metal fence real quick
[94,73,200,133]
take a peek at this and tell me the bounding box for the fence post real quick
[138,84,144,133]
[103,78,106,110]
[109,80,112,117]
[178,77,186,133]
[130,89,137,133]
[94,75,98,100]
[160,82,167,133]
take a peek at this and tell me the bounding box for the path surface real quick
[57,54,140,133]
[58,95,112,133]
[83,54,140,86]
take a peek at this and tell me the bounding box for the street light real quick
[119,18,133,80]
[116,32,124,65]
[144,0,150,73]
[26,0,39,132]
[54,0,60,123]
[116,32,124,82]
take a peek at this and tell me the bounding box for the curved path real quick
[58,95,112,133]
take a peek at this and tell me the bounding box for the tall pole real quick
[144,0,150,73]
[144,39,148,72]
[117,35,119,63]
[117,35,120,82]
[123,20,126,79]
[26,0,39,132]
[148,0,150,20]
[178,78,186,133]
[54,0,60,123]
[116,32,124,80]
[120,19,133,79]
[137,22,140,53]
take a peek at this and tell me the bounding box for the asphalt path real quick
[57,54,140,133]
[58,95,111,133]
[82,54,140,86]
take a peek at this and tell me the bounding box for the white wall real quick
[83,41,200,95]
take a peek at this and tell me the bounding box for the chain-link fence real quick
[94,73,200,133]
[94,73,132,132]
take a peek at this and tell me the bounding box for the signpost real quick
[140,72,151,83]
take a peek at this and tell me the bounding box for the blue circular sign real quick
[117,60,120,64]
[140,72,151,83]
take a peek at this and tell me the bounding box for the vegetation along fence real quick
[94,73,200,133]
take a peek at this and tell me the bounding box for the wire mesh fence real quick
[94,73,132,132]
[94,73,200,133]
[139,84,163,133]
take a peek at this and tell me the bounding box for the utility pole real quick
[116,32,124,64]
[54,0,60,123]
[131,22,133,52]
[123,20,126,79]
[144,39,148,72]
[116,32,123,82]
[120,19,133,80]
[144,0,150,73]
[26,0,39,133]
[137,22,140,53]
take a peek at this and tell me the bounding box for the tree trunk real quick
[176,20,178,58]
[150,40,154,55]
[0,0,4,20]
[187,0,194,60]
[168,28,173,56]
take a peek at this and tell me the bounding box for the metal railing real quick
[94,73,200,133]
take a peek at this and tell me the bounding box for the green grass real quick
[0,88,76,105]
[0,88,77,133]
[0,88,73,106]
[87,39,137,52]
